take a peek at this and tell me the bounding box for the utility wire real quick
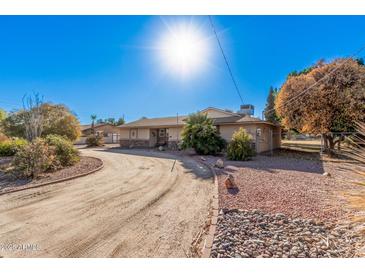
[208,15,244,105]
[265,43,365,115]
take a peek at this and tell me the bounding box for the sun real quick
[157,22,210,77]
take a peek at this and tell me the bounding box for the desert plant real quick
[346,122,365,164]
[13,138,55,178]
[181,113,226,155]
[0,138,28,156]
[86,134,104,147]
[45,134,80,168]
[227,128,255,161]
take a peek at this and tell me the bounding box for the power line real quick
[265,44,365,115]
[208,15,244,105]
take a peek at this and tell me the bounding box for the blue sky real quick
[0,16,364,124]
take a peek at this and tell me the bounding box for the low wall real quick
[120,139,150,148]
[74,137,87,145]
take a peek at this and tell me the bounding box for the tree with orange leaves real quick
[276,58,365,153]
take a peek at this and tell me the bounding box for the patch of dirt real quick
[0,156,103,194]
[0,148,213,257]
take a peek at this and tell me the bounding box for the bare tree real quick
[22,93,44,141]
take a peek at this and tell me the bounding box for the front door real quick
[150,129,158,147]
[157,128,168,146]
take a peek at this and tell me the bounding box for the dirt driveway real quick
[0,148,213,258]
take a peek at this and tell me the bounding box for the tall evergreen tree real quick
[264,86,280,123]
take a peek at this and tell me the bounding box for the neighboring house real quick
[119,106,281,153]
[75,123,122,144]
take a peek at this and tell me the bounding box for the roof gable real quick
[199,107,240,118]
[119,115,187,128]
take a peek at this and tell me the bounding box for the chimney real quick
[238,104,254,116]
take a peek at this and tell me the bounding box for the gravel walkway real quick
[211,209,363,258]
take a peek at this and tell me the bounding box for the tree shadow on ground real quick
[220,155,325,175]
[101,147,213,181]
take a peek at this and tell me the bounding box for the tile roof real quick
[118,107,279,128]
[119,116,188,128]
[80,123,115,131]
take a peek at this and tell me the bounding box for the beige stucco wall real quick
[256,125,270,153]
[119,128,150,140]
[120,128,130,140]
[168,127,183,141]
[137,128,150,140]
[219,124,280,153]
[219,125,256,142]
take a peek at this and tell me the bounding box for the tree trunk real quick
[322,133,336,157]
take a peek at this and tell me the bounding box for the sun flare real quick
[158,23,210,77]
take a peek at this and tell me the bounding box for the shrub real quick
[181,113,226,155]
[2,103,81,142]
[13,138,55,178]
[227,128,255,161]
[86,134,104,147]
[45,134,80,168]
[0,138,28,156]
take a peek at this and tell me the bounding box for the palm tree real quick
[90,114,97,135]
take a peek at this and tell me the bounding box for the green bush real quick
[0,139,28,156]
[227,128,255,161]
[45,134,80,168]
[181,113,226,155]
[13,138,55,178]
[86,134,104,147]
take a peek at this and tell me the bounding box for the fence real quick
[74,133,120,145]
[280,132,359,158]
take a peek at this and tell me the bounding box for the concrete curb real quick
[0,157,104,196]
[200,161,219,258]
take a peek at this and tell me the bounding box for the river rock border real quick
[200,161,219,258]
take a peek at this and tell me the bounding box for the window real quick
[159,129,166,138]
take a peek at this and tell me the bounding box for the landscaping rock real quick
[210,209,363,258]
[215,159,224,169]
[224,174,236,189]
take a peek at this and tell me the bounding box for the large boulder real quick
[224,174,236,189]
[215,158,224,169]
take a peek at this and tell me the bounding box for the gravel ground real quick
[211,209,364,258]
[210,155,363,221]
[0,156,103,194]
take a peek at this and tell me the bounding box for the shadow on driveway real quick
[100,147,213,181]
